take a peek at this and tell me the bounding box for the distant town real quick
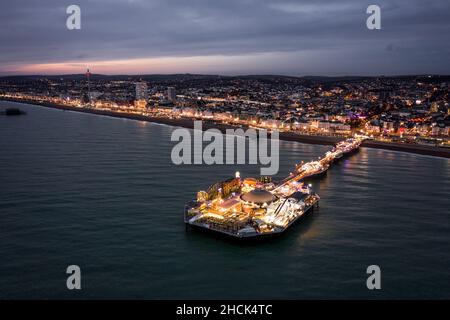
[1,73,449,148]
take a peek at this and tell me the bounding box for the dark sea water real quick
[1,101,449,299]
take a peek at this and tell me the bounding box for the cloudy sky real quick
[1,0,449,75]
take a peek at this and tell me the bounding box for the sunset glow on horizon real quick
[4,54,285,76]
[3,52,314,76]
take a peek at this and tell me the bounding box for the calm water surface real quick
[1,102,449,299]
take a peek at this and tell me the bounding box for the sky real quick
[1,0,449,76]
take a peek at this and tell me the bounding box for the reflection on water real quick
[0,102,449,299]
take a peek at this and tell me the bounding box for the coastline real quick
[1,98,449,159]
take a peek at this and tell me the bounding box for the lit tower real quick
[135,81,148,100]
[85,68,91,106]
[134,81,148,111]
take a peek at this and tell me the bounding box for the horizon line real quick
[1,72,449,79]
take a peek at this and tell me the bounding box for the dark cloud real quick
[1,0,449,75]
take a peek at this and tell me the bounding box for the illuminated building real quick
[135,81,148,110]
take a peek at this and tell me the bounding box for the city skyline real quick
[1,0,450,76]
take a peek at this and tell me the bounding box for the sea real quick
[1,101,449,299]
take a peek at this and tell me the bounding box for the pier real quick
[275,136,363,190]
[184,136,365,239]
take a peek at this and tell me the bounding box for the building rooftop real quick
[240,188,276,205]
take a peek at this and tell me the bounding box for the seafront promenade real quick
[1,97,449,159]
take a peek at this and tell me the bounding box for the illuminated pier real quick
[184,136,366,239]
